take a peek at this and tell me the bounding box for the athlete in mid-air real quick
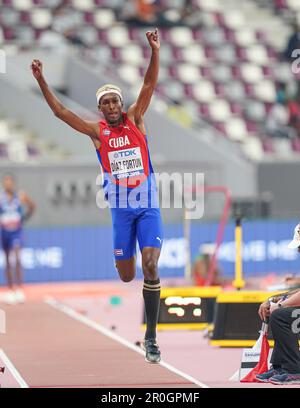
[31,28,163,363]
[0,174,35,304]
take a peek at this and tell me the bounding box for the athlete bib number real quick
[0,211,22,231]
[108,147,145,180]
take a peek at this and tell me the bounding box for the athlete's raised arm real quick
[127,28,160,134]
[31,59,99,145]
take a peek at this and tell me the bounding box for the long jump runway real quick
[0,299,203,388]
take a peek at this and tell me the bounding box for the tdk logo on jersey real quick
[103,129,111,136]
[113,149,137,159]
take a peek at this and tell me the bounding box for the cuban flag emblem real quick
[114,249,123,256]
[103,129,111,136]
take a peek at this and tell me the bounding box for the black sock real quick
[143,278,161,340]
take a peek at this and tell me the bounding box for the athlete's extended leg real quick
[141,246,161,363]
[142,246,161,339]
[14,246,25,303]
[14,246,23,287]
[4,249,14,289]
[115,256,136,282]
[136,207,163,363]
[2,248,17,304]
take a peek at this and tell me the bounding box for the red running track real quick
[0,298,201,388]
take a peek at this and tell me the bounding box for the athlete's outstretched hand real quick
[146,28,160,50]
[31,59,43,80]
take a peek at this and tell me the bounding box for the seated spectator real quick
[283,22,300,63]
[120,0,180,27]
[276,82,288,105]
[180,0,203,27]
[192,243,224,286]
[121,0,157,26]
[287,91,300,138]
[39,30,69,53]
[52,4,85,46]
[285,223,300,289]
[256,223,300,385]
[256,287,300,385]
[39,4,85,51]
[265,100,296,139]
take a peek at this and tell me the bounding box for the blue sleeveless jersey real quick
[0,192,23,232]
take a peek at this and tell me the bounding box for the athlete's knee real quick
[117,267,136,283]
[119,273,135,283]
[15,258,21,267]
[115,258,136,282]
[142,257,158,281]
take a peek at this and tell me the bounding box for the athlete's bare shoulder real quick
[127,104,136,122]
[127,104,146,135]
[88,121,101,149]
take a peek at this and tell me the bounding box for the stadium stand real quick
[1,0,300,160]
[0,114,69,161]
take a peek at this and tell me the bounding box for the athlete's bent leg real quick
[115,256,136,282]
[111,207,137,282]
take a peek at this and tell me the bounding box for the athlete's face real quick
[3,176,15,193]
[98,93,123,126]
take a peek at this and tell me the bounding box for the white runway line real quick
[0,349,28,388]
[45,296,209,388]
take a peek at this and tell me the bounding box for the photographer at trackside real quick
[256,223,300,385]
